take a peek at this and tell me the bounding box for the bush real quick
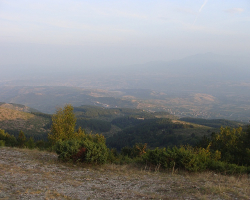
[143,146,216,172]
[55,139,80,161]
[80,139,108,164]
[0,140,5,147]
[17,131,26,148]
[207,160,249,174]
[5,134,18,147]
[175,146,207,172]
[35,140,46,150]
[107,148,119,163]
[121,143,147,158]
[0,129,17,147]
[55,133,109,164]
[26,137,35,149]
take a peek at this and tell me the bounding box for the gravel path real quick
[0,147,249,199]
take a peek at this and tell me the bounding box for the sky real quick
[0,0,249,70]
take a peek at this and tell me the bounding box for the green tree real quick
[26,137,35,149]
[48,104,76,145]
[18,131,26,148]
[207,127,247,164]
[0,129,7,141]
[0,129,17,147]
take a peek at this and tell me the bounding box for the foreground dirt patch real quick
[0,147,249,199]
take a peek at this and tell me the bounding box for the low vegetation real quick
[1,104,250,177]
[1,147,250,199]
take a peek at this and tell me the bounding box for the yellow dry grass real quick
[0,107,34,121]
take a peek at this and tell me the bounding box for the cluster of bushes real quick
[115,126,250,174]
[142,146,249,174]
[55,131,109,164]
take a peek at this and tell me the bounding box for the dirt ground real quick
[0,147,249,200]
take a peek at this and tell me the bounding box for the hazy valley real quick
[1,53,250,122]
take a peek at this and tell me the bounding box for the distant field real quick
[0,86,250,122]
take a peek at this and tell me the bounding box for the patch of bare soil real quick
[0,147,249,200]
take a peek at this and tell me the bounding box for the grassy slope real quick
[0,104,51,138]
[0,147,249,199]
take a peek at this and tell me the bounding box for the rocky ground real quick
[0,147,249,200]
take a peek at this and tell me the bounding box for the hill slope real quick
[0,103,51,139]
[0,147,249,199]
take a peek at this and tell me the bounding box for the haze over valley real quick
[0,1,250,121]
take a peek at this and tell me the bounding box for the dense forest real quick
[107,118,198,150]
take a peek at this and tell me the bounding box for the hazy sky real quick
[0,0,249,69]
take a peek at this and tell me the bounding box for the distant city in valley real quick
[1,53,250,122]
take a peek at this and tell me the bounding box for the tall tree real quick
[48,104,76,145]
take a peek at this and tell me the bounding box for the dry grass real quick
[0,147,249,199]
[0,107,33,121]
[0,107,50,134]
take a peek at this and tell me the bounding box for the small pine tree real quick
[26,137,35,149]
[17,131,26,148]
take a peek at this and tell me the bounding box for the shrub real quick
[176,146,207,172]
[207,160,249,174]
[80,139,108,164]
[26,137,36,149]
[55,139,80,161]
[72,147,87,162]
[17,131,26,148]
[5,134,17,147]
[55,133,109,164]
[107,148,119,163]
[143,146,216,172]
[143,147,176,169]
[0,129,17,147]
[36,140,46,149]
[0,140,5,147]
[0,130,6,140]
[121,143,147,158]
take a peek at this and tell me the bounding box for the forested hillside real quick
[0,103,51,140]
[107,118,194,150]
[180,117,244,128]
[0,103,246,150]
[1,104,250,177]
